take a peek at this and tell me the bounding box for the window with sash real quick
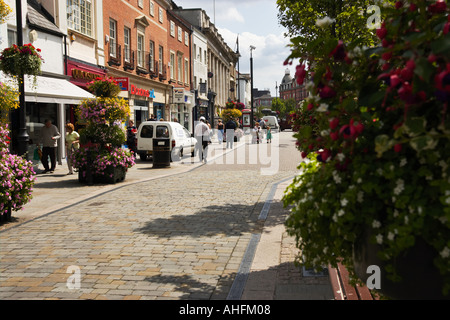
[137,33,145,67]
[109,19,117,57]
[124,27,131,62]
[67,0,92,37]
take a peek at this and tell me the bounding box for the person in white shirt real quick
[40,119,61,173]
[194,116,211,163]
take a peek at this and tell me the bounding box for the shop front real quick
[8,74,95,166]
[172,88,194,132]
[112,76,168,126]
[66,58,107,126]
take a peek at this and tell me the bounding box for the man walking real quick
[194,116,211,163]
[40,119,61,173]
[225,118,236,149]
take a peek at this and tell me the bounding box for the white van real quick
[262,116,280,131]
[136,121,197,161]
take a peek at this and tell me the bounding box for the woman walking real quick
[65,123,79,175]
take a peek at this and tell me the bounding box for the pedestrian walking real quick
[194,116,211,163]
[266,125,272,143]
[225,118,236,149]
[65,123,79,175]
[126,120,137,154]
[40,119,61,173]
[217,119,224,144]
[252,122,261,144]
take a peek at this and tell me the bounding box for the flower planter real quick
[0,52,42,76]
[353,227,448,300]
[78,166,127,184]
[0,203,12,223]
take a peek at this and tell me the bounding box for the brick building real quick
[279,68,308,105]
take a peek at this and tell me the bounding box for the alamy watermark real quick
[66,265,81,290]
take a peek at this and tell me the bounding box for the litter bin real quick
[153,138,171,168]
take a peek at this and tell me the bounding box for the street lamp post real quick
[250,45,255,128]
[15,0,29,157]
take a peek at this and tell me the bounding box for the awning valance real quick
[23,75,95,104]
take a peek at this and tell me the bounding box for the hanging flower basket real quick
[0,44,43,77]
[87,77,121,98]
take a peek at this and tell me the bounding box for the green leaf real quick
[375,134,393,157]
[431,35,450,55]
[414,57,434,82]
[404,117,426,136]
[409,135,438,152]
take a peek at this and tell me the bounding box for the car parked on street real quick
[136,121,197,161]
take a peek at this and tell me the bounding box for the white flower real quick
[336,153,345,161]
[321,129,330,136]
[372,220,381,228]
[357,178,362,184]
[317,103,329,112]
[440,247,450,259]
[387,232,395,241]
[315,16,336,28]
[400,158,407,167]
[393,179,405,195]
[357,191,364,203]
[340,198,348,207]
[305,81,315,92]
[332,171,342,184]
[376,234,383,245]
[338,209,345,216]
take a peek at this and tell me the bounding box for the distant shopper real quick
[194,116,211,163]
[126,120,137,154]
[65,123,79,175]
[147,114,156,121]
[40,119,61,173]
[266,125,272,143]
[217,119,224,144]
[225,119,236,149]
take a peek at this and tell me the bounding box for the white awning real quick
[24,75,95,104]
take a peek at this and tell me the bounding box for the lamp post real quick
[250,45,255,128]
[15,0,29,157]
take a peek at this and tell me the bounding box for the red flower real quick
[329,118,339,130]
[395,1,403,9]
[330,40,346,61]
[376,27,388,40]
[330,131,339,141]
[319,86,336,99]
[394,144,402,153]
[295,64,307,85]
[429,0,447,14]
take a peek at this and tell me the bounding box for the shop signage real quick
[114,77,129,91]
[130,84,156,98]
[173,88,185,103]
[71,68,103,81]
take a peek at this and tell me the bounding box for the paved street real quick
[0,131,333,300]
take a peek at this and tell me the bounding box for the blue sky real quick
[175,0,295,96]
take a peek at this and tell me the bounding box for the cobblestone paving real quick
[0,132,314,300]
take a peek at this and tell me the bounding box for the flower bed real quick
[0,124,36,221]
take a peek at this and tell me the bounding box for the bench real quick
[328,262,378,300]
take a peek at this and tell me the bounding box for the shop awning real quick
[24,75,95,104]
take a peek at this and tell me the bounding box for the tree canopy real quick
[277,0,385,61]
